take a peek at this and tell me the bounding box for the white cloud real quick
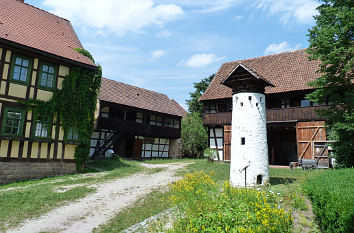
[151,50,166,58]
[43,0,183,36]
[255,0,319,24]
[264,41,301,55]
[156,30,172,38]
[182,53,225,68]
[157,0,243,13]
[233,15,243,20]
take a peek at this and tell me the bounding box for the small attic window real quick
[136,93,140,96]
[248,96,252,101]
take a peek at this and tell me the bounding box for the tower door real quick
[224,125,231,161]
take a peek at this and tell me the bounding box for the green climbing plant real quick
[21,49,102,170]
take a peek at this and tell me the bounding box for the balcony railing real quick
[266,105,329,122]
[96,117,181,138]
[203,112,232,125]
[203,106,329,125]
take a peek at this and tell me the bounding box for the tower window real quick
[257,175,263,185]
[260,97,263,103]
[241,137,245,145]
[240,102,243,107]
[248,96,252,101]
[256,103,259,107]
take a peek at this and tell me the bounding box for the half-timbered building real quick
[90,78,186,159]
[199,49,331,167]
[0,0,97,184]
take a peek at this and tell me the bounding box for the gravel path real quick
[7,162,190,233]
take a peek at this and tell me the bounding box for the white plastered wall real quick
[230,92,269,186]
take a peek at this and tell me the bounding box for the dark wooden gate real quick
[133,139,143,159]
[224,125,231,161]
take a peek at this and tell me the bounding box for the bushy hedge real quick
[304,169,354,233]
[168,172,293,232]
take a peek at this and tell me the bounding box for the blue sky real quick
[27,0,320,110]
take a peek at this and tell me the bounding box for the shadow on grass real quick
[86,158,132,172]
[269,177,296,185]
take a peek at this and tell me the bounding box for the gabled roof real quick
[99,78,187,117]
[199,49,321,101]
[221,62,275,88]
[0,0,95,67]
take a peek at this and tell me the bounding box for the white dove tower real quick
[221,63,274,186]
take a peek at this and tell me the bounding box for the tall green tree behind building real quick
[186,74,215,116]
[306,0,353,167]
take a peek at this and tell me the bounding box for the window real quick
[248,96,252,101]
[34,121,48,137]
[204,103,217,113]
[1,107,26,136]
[301,99,311,107]
[38,63,57,89]
[150,115,162,126]
[67,128,79,141]
[240,102,243,107]
[241,137,245,145]
[33,119,51,138]
[136,112,144,123]
[10,54,32,83]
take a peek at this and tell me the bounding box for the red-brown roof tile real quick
[199,49,321,101]
[0,0,95,67]
[99,78,187,117]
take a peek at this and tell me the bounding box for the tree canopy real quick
[181,112,208,158]
[306,0,353,167]
[186,74,215,116]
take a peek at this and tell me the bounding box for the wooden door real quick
[133,139,143,159]
[224,125,231,161]
[296,121,327,161]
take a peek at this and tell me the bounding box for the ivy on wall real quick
[22,49,102,170]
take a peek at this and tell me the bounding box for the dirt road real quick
[7,162,190,233]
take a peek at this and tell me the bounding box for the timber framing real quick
[0,0,97,167]
[90,78,186,159]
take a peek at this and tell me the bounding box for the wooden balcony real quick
[266,105,329,122]
[203,112,232,126]
[203,106,329,125]
[96,117,181,138]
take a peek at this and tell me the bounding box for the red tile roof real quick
[199,49,321,101]
[0,0,95,67]
[99,78,187,117]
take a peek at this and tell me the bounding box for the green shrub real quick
[168,172,293,232]
[304,169,354,233]
[203,148,218,161]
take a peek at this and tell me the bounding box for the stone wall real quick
[0,161,76,185]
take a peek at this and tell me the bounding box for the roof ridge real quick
[225,48,307,65]
[22,1,70,23]
[102,77,169,98]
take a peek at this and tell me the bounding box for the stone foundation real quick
[0,161,77,185]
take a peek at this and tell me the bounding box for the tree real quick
[186,74,215,116]
[181,112,208,158]
[306,0,354,167]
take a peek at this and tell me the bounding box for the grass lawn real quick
[96,159,323,233]
[0,158,142,231]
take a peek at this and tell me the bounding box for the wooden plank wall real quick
[296,121,327,159]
